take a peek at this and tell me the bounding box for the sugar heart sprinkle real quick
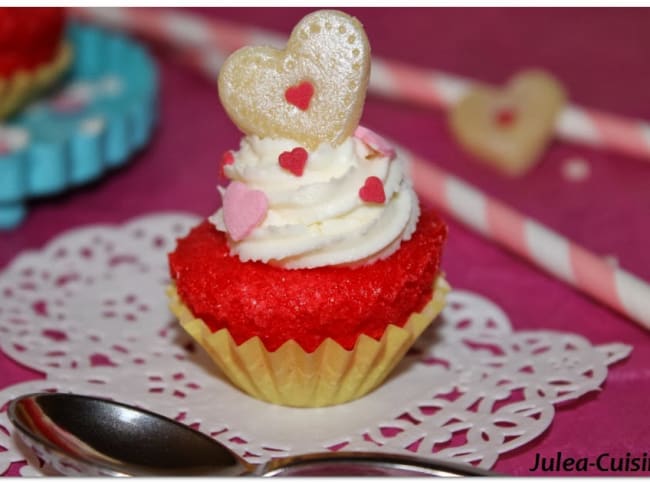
[223,181,269,241]
[279,147,308,176]
[219,150,234,178]
[354,126,397,159]
[359,176,386,204]
[495,107,517,127]
[285,81,314,111]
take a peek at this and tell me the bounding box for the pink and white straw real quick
[70,7,650,330]
[404,150,650,331]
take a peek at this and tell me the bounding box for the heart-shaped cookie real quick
[448,70,566,176]
[218,10,370,150]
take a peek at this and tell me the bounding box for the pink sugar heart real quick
[279,147,308,176]
[359,176,386,204]
[50,93,86,114]
[223,181,269,241]
[354,126,396,159]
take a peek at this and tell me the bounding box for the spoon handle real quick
[260,451,495,477]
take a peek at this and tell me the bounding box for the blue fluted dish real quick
[0,23,158,229]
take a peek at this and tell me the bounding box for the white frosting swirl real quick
[210,135,420,269]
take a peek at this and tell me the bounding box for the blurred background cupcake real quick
[0,7,72,120]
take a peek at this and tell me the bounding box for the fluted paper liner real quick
[167,275,450,407]
[0,42,72,120]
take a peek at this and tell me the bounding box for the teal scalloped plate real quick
[0,23,158,230]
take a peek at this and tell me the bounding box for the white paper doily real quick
[0,213,631,475]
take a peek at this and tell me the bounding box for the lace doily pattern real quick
[0,213,631,475]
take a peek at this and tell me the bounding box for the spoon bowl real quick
[8,392,493,477]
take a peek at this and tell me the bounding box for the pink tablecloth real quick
[1,7,649,476]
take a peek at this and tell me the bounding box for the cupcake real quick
[0,7,72,119]
[168,10,449,407]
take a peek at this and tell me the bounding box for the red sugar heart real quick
[495,107,517,127]
[279,147,308,176]
[285,81,314,111]
[219,150,234,178]
[359,176,386,204]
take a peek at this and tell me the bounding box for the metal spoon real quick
[8,392,492,477]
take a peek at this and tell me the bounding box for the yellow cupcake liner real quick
[0,42,73,120]
[167,275,450,407]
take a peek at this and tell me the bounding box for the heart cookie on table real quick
[449,70,566,176]
[217,10,370,150]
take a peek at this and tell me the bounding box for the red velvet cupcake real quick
[0,7,72,119]
[168,10,449,407]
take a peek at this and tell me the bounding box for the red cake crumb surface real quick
[0,8,65,77]
[169,209,447,353]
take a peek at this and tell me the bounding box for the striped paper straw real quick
[403,150,650,331]
[371,60,650,161]
[70,6,650,162]
[70,7,650,330]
